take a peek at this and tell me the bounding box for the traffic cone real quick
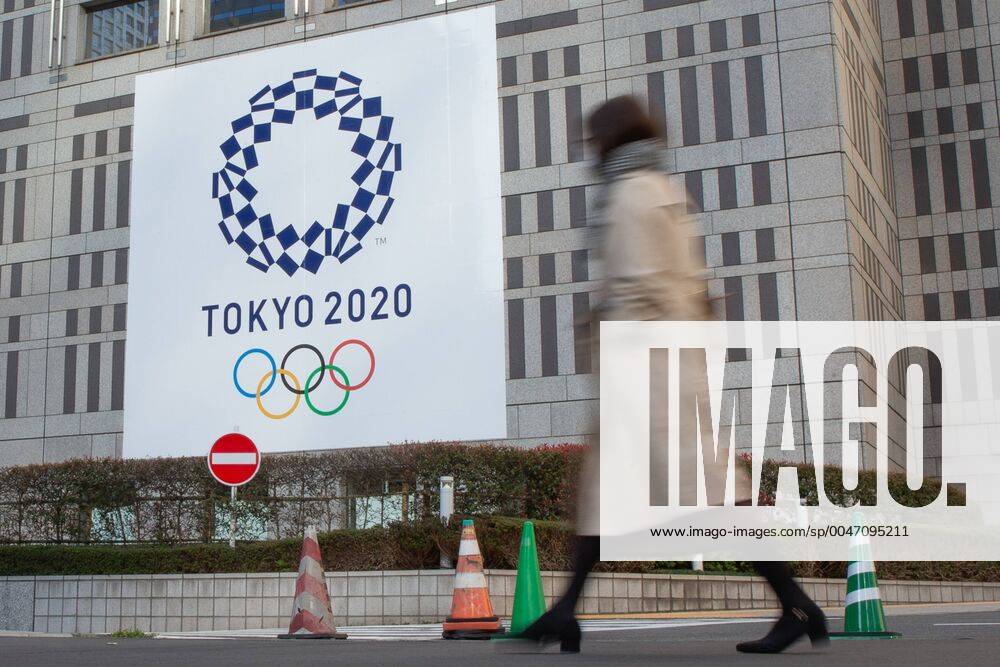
[278,526,347,639]
[507,521,546,636]
[830,527,901,639]
[442,519,503,639]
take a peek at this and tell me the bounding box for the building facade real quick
[0,0,997,465]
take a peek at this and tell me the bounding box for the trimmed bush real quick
[0,442,992,582]
[0,443,583,544]
[0,515,996,582]
[0,517,574,576]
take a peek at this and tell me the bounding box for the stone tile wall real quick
[3,0,973,465]
[2,568,998,633]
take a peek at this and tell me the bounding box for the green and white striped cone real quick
[830,528,901,639]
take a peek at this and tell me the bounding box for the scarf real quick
[598,138,668,182]
[589,139,669,250]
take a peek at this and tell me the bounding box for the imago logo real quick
[646,344,962,509]
[598,321,1000,562]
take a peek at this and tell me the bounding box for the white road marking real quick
[154,618,773,642]
[933,622,1000,626]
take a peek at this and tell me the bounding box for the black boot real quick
[515,603,582,653]
[510,536,598,653]
[736,562,829,654]
[736,605,829,653]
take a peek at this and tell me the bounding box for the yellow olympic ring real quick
[256,369,301,420]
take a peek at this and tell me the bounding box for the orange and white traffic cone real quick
[442,519,503,639]
[278,526,347,639]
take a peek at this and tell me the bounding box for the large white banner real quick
[125,7,505,457]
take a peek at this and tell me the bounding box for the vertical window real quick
[756,228,775,262]
[907,110,924,137]
[953,291,971,320]
[918,236,936,273]
[980,230,997,268]
[986,288,1000,318]
[961,48,980,84]
[902,57,920,92]
[923,293,941,320]
[936,107,953,134]
[721,232,741,266]
[85,0,159,59]
[741,15,760,47]
[967,103,984,131]
[925,0,944,33]
[931,53,950,89]
[209,0,285,33]
[948,233,967,270]
[896,0,914,38]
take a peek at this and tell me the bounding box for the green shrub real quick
[0,515,995,582]
[0,442,990,582]
[109,629,151,638]
[0,443,584,544]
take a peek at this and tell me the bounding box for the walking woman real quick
[512,96,829,654]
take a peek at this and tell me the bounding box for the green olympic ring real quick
[303,365,351,417]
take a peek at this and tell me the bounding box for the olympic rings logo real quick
[232,339,375,419]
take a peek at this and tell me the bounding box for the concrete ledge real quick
[2,570,998,633]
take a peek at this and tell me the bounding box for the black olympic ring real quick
[280,344,325,395]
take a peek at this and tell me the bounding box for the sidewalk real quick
[152,601,1000,641]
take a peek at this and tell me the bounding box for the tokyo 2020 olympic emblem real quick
[233,339,375,419]
[211,70,402,276]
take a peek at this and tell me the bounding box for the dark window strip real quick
[496,10,578,38]
[0,113,27,132]
[508,299,525,380]
[745,56,767,136]
[644,0,699,9]
[87,342,101,412]
[74,94,135,118]
[980,230,997,268]
[111,340,125,410]
[970,139,992,209]
[540,296,558,377]
[63,345,77,414]
[572,293,591,374]
[910,146,931,215]
[759,273,779,321]
[4,350,17,418]
[939,143,961,213]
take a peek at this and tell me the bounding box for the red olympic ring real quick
[327,339,375,391]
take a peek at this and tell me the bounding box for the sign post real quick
[208,433,262,548]
[230,486,238,550]
[439,476,454,568]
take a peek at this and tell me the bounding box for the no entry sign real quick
[208,433,261,486]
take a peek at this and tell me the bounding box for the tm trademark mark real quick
[375,237,387,246]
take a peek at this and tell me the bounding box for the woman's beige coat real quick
[576,169,751,535]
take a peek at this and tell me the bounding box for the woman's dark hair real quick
[586,95,663,162]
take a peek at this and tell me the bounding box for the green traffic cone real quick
[830,526,901,639]
[507,521,546,636]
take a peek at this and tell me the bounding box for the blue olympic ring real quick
[233,348,277,398]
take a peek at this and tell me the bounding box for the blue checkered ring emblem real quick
[211,70,402,276]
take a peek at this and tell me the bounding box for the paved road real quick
[1,604,997,666]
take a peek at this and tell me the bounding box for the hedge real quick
[1,516,997,582]
[0,517,576,576]
[0,443,966,546]
[0,443,582,544]
[0,441,993,582]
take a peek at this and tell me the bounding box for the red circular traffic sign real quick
[208,433,261,486]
